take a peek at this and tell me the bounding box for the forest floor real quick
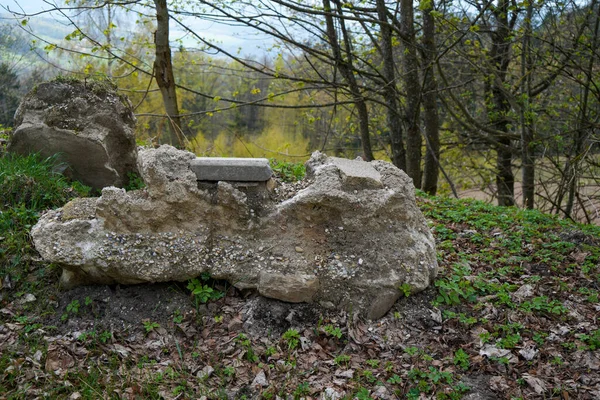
[1,153,600,399]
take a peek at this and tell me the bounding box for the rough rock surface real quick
[32,146,438,319]
[7,78,138,190]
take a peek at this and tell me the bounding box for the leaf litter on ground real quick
[1,182,600,398]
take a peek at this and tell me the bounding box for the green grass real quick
[0,153,90,209]
[0,152,90,303]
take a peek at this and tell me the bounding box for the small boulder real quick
[8,77,138,190]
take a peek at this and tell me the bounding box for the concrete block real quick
[330,157,383,189]
[190,157,272,182]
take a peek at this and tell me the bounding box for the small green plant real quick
[125,171,145,191]
[61,299,81,321]
[187,277,224,309]
[99,330,112,343]
[404,346,419,356]
[561,341,576,351]
[143,320,160,333]
[334,354,351,366]
[269,159,306,182]
[550,356,563,365]
[282,328,301,350]
[479,331,493,344]
[579,329,600,350]
[293,382,310,399]
[453,348,470,370]
[264,346,277,357]
[361,369,377,383]
[223,366,235,377]
[235,333,258,362]
[172,310,183,324]
[497,333,521,349]
[434,273,477,306]
[67,299,80,314]
[533,332,548,346]
[355,387,372,400]
[365,359,380,368]
[388,374,402,384]
[323,324,343,339]
[399,283,412,297]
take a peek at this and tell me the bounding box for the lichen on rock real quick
[32,146,438,319]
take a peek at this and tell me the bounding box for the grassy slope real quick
[1,154,600,399]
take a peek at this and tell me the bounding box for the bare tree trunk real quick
[376,0,405,170]
[565,0,600,218]
[489,0,515,207]
[106,3,113,76]
[153,0,182,146]
[520,0,535,209]
[400,0,422,187]
[322,0,374,161]
[421,0,440,195]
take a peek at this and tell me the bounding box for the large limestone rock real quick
[31,146,438,319]
[8,78,138,190]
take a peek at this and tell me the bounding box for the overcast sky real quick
[0,0,274,57]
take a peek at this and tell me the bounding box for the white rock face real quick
[31,147,438,319]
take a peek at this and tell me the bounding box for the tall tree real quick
[153,0,182,145]
[400,0,423,187]
[322,0,374,160]
[420,0,441,195]
[375,0,405,169]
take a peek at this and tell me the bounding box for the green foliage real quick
[269,159,305,182]
[125,171,145,191]
[187,277,224,309]
[235,333,258,362]
[66,299,80,314]
[61,299,81,321]
[322,324,343,339]
[434,267,477,306]
[579,329,600,350]
[143,320,160,333]
[354,387,372,400]
[333,354,351,366]
[281,328,300,350]
[520,296,566,316]
[292,382,310,399]
[453,349,470,370]
[398,283,412,297]
[172,310,183,324]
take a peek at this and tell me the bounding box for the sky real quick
[0,0,275,57]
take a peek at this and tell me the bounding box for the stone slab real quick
[330,157,383,189]
[190,157,272,182]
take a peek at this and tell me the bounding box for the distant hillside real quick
[0,13,71,44]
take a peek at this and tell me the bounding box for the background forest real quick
[1,0,599,223]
